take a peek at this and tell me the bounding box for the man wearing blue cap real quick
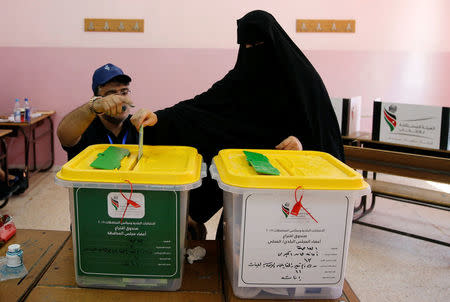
[57,63,206,240]
[57,63,157,160]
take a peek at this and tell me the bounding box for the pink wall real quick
[1,47,449,166]
[0,47,236,165]
[2,2,450,166]
[309,50,450,130]
[2,1,449,52]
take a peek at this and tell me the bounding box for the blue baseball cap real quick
[92,63,132,94]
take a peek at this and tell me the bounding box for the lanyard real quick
[107,130,129,145]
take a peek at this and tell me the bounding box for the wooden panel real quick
[344,145,450,183]
[29,237,223,301]
[343,280,360,302]
[366,179,450,207]
[34,235,77,287]
[0,129,12,138]
[342,132,450,157]
[0,229,70,302]
[342,131,372,142]
[359,139,450,156]
[296,19,355,33]
[84,19,144,32]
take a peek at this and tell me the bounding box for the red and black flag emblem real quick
[383,108,397,131]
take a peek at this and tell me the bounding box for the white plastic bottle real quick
[6,244,24,267]
[13,99,21,122]
[24,98,31,122]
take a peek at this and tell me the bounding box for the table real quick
[0,129,13,182]
[0,229,71,302]
[342,132,450,246]
[343,131,450,158]
[0,129,12,173]
[27,237,223,302]
[0,129,13,207]
[26,235,360,301]
[343,131,450,215]
[0,111,55,178]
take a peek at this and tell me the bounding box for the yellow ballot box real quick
[56,144,206,291]
[210,149,370,299]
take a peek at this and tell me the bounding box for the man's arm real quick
[57,95,134,147]
[57,102,96,147]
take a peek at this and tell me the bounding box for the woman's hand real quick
[130,109,158,130]
[275,136,303,150]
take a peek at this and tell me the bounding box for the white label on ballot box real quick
[238,192,350,287]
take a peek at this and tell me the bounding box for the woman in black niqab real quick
[146,10,344,224]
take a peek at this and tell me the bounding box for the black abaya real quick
[145,10,344,223]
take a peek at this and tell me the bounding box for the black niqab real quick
[145,10,344,222]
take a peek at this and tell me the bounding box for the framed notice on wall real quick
[330,97,361,136]
[372,101,450,150]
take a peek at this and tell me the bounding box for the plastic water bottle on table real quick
[13,99,21,122]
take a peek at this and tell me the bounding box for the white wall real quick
[2,0,449,51]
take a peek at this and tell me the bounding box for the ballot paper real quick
[138,125,143,161]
